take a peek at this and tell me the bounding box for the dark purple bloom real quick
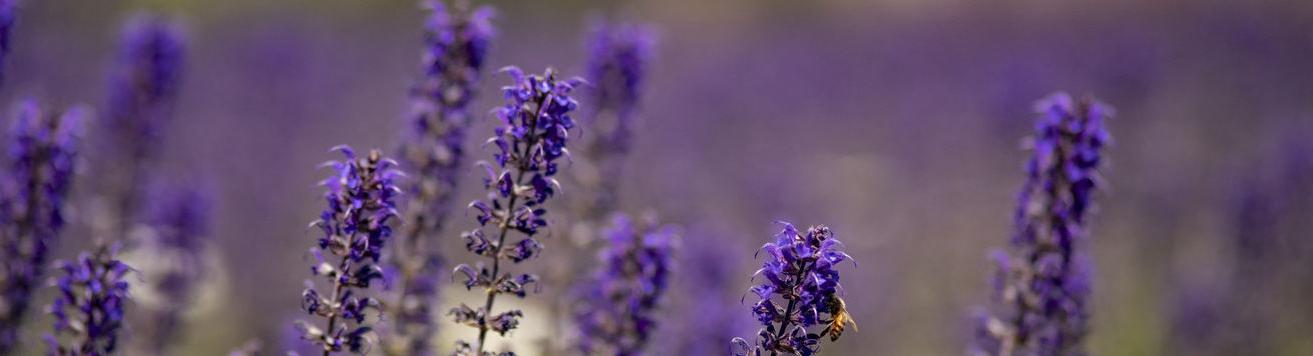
[574,21,654,221]
[138,185,211,354]
[572,214,676,356]
[101,14,186,240]
[45,245,132,356]
[732,223,854,356]
[0,101,82,354]
[449,67,582,354]
[296,146,401,354]
[386,3,493,355]
[973,93,1111,356]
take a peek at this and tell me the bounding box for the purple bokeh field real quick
[3,0,1312,355]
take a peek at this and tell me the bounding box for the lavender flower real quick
[138,186,211,354]
[732,223,855,356]
[385,3,493,355]
[45,245,133,356]
[296,146,401,355]
[573,214,676,355]
[575,21,654,221]
[0,102,82,354]
[101,14,185,239]
[450,67,582,355]
[973,93,1111,356]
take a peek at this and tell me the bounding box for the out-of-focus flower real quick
[573,214,676,355]
[1168,134,1313,355]
[296,146,401,354]
[101,14,186,240]
[449,67,583,355]
[45,245,133,355]
[539,22,656,354]
[732,223,855,356]
[0,102,82,354]
[573,20,654,222]
[138,185,211,354]
[973,93,1111,356]
[385,3,493,355]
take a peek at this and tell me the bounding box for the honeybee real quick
[823,296,857,341]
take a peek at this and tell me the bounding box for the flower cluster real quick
[573,214,676,355]
[140,186,211,353]
[386,3,493,355]
[0,102,82,353]
[973,93,1110,356]
[101,14,186,238]
[297,146,401,354]
[732,223,854,356]
[45,245,133,356]
[575,21,654,221]
[450,67,582,355]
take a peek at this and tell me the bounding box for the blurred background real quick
[6,0,1313,354]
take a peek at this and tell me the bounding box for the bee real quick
[822,296,857,341]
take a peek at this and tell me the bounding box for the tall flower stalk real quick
[0,102,82,354]
[138,186,211,354]
[549,22,654,353]
[572,214,675,355]
[449,67,582,355]
[973,93,1111,356]
[572,21,653,222]
[45,244,132,355]
[385,2,492,355]
[732,223,855,356]
[296,146,401,355]
[100,14,185,241]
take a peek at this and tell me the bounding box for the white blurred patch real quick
[119,226,230,317]
[435,288,554,356]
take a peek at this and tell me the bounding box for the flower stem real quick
[476,185,519,353]
[322,235,357,356]
[475,92,550,354]
[769,261,810,356]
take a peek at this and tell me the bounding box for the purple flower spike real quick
[450,67,583,355]
[102,13,186,240]
[973,93,1111,356]
[575,20,654,221]
[0,101,82,354]
[386,3,494,355]
[732,223,855,356]
[297,147,401,354]
[45,245,132,356]
[573,214,676,355]
[139,185,211,354]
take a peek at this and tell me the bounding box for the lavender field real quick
[1,0,1311,355]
